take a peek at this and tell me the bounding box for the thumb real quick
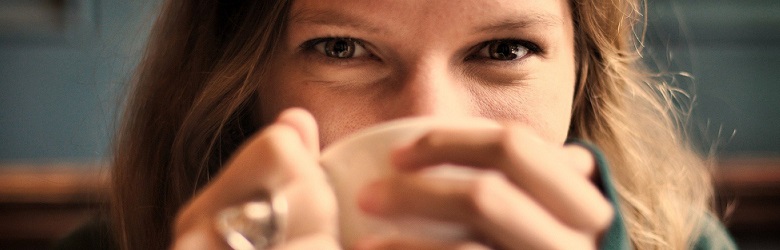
[275,107,321,157]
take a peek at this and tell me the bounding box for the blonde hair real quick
[112,0,712,249]
[571,0,711,248]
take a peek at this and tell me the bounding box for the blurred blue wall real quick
[0,0,155,164]
[646,0,780,155]
[0,0,777,166]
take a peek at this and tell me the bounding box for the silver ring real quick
[215,190,288,250]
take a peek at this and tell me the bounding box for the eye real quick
[308,38,369,59]
[475,40,535,61]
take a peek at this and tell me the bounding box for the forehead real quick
[289,0,571,34]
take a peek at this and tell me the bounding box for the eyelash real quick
[299,37,375,65]
[467,39,542,62]
[299,37,542,62]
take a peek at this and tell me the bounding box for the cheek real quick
[532,46,577,143]
[309,100,378,147]
[257,66,293,125]
[537,79,576,143]
[475,87,573,144]
[474,65,576,144]
[534,85,575,143]
[258,70,382,147]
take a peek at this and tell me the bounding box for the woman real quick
[107,0,734,249]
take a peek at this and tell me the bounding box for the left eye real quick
[311,38,368,59]
[476,40,531,61]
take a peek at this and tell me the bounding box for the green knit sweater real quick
[569,140,737,250]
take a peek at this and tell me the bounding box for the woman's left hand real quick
[354,123,614,250]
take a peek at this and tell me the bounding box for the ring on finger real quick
[215,190,288,250]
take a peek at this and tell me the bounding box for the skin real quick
[173,0,614,249]
[260,0,576,145]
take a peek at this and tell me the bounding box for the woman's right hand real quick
[171,108,340,250]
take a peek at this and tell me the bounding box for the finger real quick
[358,171,589,249]
[176,120,335,240]
[354,236,490,250]
[270,232,340,250]
[173,123,305,234]
[275,107,321,157]
[391,127,504,170]
[390,124,612,233]
[203,123,316,207]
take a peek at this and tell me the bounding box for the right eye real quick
[474,40,537,61]
[305,37,369,59]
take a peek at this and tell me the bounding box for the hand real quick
[355,123,614,250]
[171,108,340,250]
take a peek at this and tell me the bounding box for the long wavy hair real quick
[111,0,712,249]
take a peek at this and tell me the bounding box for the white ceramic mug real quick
[319,117,501,247]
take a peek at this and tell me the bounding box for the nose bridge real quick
[394,59,470,117]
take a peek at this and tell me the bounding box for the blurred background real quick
[0,0,778,249]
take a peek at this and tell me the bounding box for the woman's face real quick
[260,0,576,147]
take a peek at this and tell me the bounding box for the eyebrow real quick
[473,13,564,33]
[290,9,387,35]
